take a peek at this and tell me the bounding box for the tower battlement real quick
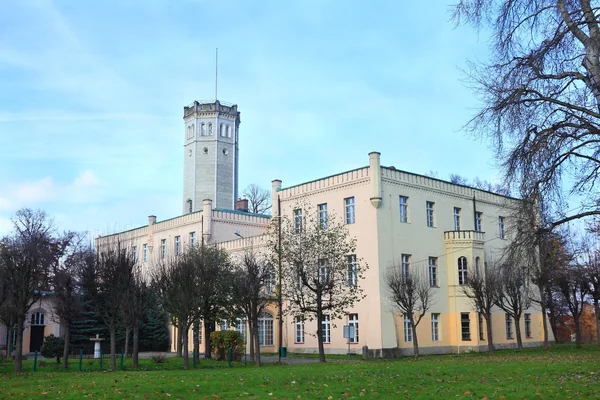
[184,100,239,120]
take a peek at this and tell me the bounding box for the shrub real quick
[210,330,245,361]
[151,353,168,363]
[41,334,64,363]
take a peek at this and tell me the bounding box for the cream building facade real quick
[96,99,552,357]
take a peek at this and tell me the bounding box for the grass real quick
[0,345,599,398]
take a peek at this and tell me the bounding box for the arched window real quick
[475,257,481,278]
[200,123,206,136]
[31,312,45,326]
[186,125,192,139]
[208,123,213,135]
[458,257,468,285]
[187,199,192,214]
[226,125,231,138]
[220,123,225,137]
[258,312,274,346]
[191,124,194,137]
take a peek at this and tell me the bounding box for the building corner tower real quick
[182,100,240,213]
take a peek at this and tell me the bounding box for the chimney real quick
[271,179,282,216]
[369,152,382,209]
[148,215,157,225]
[202,199,212,242]
[235,199,249,212]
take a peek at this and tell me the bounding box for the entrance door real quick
[29,326,44,352]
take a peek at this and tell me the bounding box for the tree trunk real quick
[411,318,420,358]
[182,326,190,370]
[485,312,494,354]
[204,320,213,359]
[316,306,326,363]
[248,318,255,362]
[62,325,70,369]
[5,325,11,358]
[132,324,140,367]
[514,316,523,351]
[594,299,600,345]
[193,321,200,365]
[14,316,24,373]
[254,321,261,366]
[110,325,117,371]
[574,315,582,348]
[124,326,130,357]
[541,302,550,349]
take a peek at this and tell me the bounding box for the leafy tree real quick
[40,334,64,363]
[121,264,150,367]
[242,184,272,214]
[270,206,367,363]
[557,264,590,347]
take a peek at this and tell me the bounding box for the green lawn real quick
[1,345,599,399]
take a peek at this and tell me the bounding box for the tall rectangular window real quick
[348,313,359,343]
[426,201,435,227]
[399,196,408,223]
[160,239,166,259]
[132,246,138,263]
[431,313,440,341]
[175,236,181,256]
[142,243,148,262]
[258,313,274,346]
[318,203,328,228]
[475,211,483,232]
[479,313,485,341]
[293,209,303,233]
[401,254,411,280]
[295,316,304,343]
[461,313,471,341]
[345,197,355,224]
[404,317,413,342]
[318,259,329,284]
[499,216,505,239]
[454,207,461,231]
[236,318,247,342]
[525,313,532,338]
[190,231,196,248]
[429,257,438,287]
[505,314,513,339]
[347,254,357,287]
[321,315,331,343]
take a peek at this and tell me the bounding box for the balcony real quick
[444,230,485,241]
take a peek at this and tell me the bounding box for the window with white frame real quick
[31,312,45,326]
[401,254,410,280]
[175,236,181,256]
[295,316,304,343]
[208,123,213,135]
[429,257,438,287]
[219,320,228,331]
[226,125,232,138]
[293,209,303,233]
[426,201,435,227]
[399,196,408,223]
[236,318,247,342]
[266,263,276,295]
[258,312,274,346]
[499,216,505,239]
[190,231,196,248]
[345,197,355,224]
[347,254,358,286]
[475,211,483,232]
[194,321,202,344]
[458,257,468,285]
[404,316,413,342]
[525,313,532,338]
[132,246,138,263]
[318,259,329,284]
[220,123,225,137]
[200,123,206,136]
[505,314,513,339]
[454,207,461,231]
[461,313,471,340]
[318,203,328,228]
[143,243,148,262]
[431,313,440,341]
[321,315,331,343]
[479,313,485,341]
[348,313,359,343]
[160,239,166,259]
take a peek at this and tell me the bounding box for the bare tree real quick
[495,261,530,351]
[242,184,272,214]
[586,250,600,344]
[462,263,500,354]
[0,209,74,373]
[452,1,600,230]
[122,264,150,367]
[270,207,367,363]
[557,264,590,347]
[385,264,435,358]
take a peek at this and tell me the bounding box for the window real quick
[132,246,138,263]
[525,314,532,338]
[266,264,276,295]
[475,257,481,278]
[506,314,513,339]
[499,216,505,239]
[194,321,202,344]
[187,199,193,213]
[475,211,483,232]
[345,197,355,224]
[401,254,410,280]
[258,312,274,346]
[454,207,461,231]
[31,312,44,326]
[220,123,225,137]
[295,316,304,343]
[348,313,359,343]
[175,236,181,256]
[458,257,468,285]
[219,320,228,331]
[190,231,196,248]
[404,316,413,342]
[318,259,329,284]
[479,313,485,341]
[347,254,358,286]
[318,203,328,228]
[295,264,303,290]
[142,244,148,262]
[429,257,438,287]
[236,318,247,342]
[208,123,213,135]
[321,315,331,343]
[431,313,440,342]
[293,209,303,233]
[200,123,206,136]
[426,201,435,227]
[226,125,232,138]
[461,313,471,341]
[160,239,166,259]
[399,196,408,223]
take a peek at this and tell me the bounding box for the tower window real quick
[220,123,225,137]
[187,199,193,213]
[226,125,232,138]
[201,123,206,136]
[208,123,213,135]
[203,147,208,154]
[458,256,468,285]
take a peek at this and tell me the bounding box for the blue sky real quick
[0,0,495,236]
